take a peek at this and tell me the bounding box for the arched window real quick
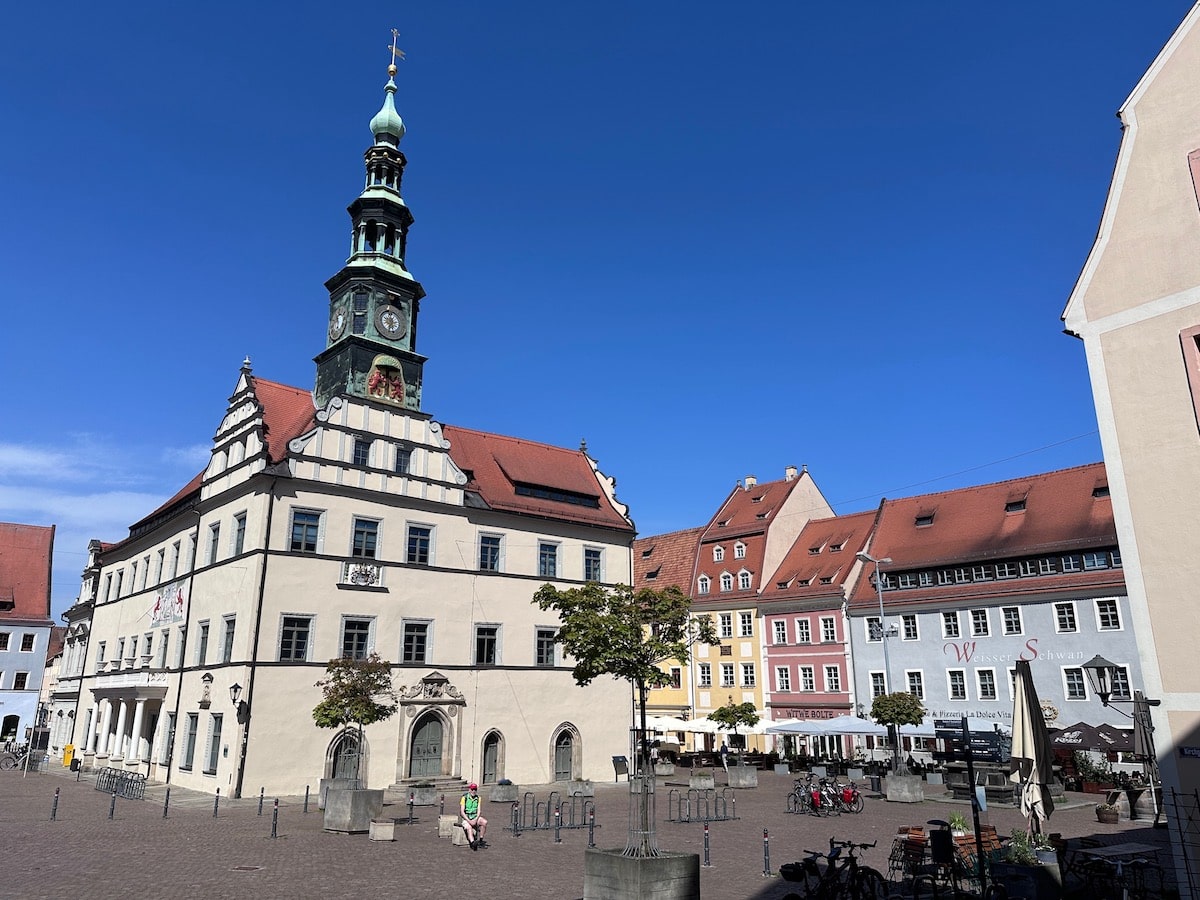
[697,575,710,595]
[713,546,724,562]
[734,542,746,559]
[738,570,752,590]
[720,572,733,592]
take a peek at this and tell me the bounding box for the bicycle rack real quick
[93,767,147,800]
[666,787,738,823]
[506,790,597,834]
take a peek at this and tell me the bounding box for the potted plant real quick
[990,830,1062,900]
[708,701,761,788]
[489,778,519,803]
[870,691,926,802]
[948,812,970,836]
[1031,832,1058,865]
[1096,801,1120,824]
[312,653,398,833]
[1074,750,1114,793]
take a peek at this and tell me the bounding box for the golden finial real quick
[388,28,406,77]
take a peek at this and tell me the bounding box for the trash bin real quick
[70,758,81,772]
[63,744,75,768]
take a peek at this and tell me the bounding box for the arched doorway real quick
[1,714,19,744]
[326,729,364,784]
[481,731,502,784]
[553,731,574,781]
[409,714,443,778]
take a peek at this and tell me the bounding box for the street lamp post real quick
[856,551,894,691]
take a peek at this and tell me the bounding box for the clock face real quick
[328,307,347,340]
[375,305,406,339]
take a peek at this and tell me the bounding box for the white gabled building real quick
[70,56,635,798]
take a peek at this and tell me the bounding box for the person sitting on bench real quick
[460,783,488,849]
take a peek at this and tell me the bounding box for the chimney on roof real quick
[744,475,757,490]
[785,465,798,482]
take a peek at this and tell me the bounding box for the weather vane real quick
[388,28,406,76]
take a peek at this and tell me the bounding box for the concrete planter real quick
[689,771,716,790]
[409,785,438,806]
[584,847,700,900]
[368,818,396,842]
[318,777,358,810]
[489,783,519,803]
[653,762,675,777]
[568,779,595,797]
[438,814,458,837]
[773,764,791,775]
[323,788,384,833]
[847,767,865,782]
[726,765,758,789]
[989,861,1063,900]
[884,774,924,803]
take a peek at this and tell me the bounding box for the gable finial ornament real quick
[388,28,406,76]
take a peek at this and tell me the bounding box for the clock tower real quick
[315,42,427,411]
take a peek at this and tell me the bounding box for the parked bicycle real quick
[0,742,31,771]
[781,838,887,899]
[789,773,865,816]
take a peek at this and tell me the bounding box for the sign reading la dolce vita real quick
[148,581,189,626]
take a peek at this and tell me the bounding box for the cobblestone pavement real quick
[3,766,1174,899]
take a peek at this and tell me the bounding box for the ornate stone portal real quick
[394,672,466,786]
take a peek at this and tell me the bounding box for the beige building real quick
[1063,3,1200,890]
[68,61,635,798]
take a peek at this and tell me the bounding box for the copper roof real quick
[0,522,55,622]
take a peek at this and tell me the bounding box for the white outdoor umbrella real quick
[813,715,887,736]
[644,715,692,732]
[765,719,828,735]
[1009,659,1056,833]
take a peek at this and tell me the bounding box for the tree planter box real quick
[847,767,865,782]
[323,788,384,834]
[726,765,758,788]
[318,777,358,810]
[689,771,716,790]
[584,848,700,900]
[409,786,438,806]
[773,764,791,775]
[369,818,396,842]
[653,762,675,777]
[489,784,519,803]
[884,774,924,803]
[568,779,595,797]
[924,771,944,785]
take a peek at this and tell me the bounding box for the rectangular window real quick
[186,534,197,572]
[824,665,842,692]
[741,663,755,687]
[800,666,815,692]
[1002,606,1022,635]
[13,672,29,690]
[175,627,186,668]
[537,542,558,578]
[195,622,210,666]
[475,625,499,665]
[204,714,223,775]
[402,621,429,663]
[772,620,787,644]
[159,713,176,765]
[820,616,837,642]
[970,609,989,636]
[902,614,918,641]
[290,510,321,553]
[1111,665,1132,700]
[232,513,247,555]
[669,667,681,690]
[155,548,165,584]
[221,617,235,663]
[131,560,139,590]
[1096,598,1121,630]
[776,667,791,692]
[0,633,9,652]
[353,518,379,559]
[535,628,556,667]
[698,663,712,688]
[948,670,967,701]
[718,613,732,639]
[181,713,199,771]
[395,445,411,474]
[1062,555,1082,573]
[341,617,372,659]
[20,633,35,652]
[1083,552,1108,570]
[720,663,735,687]
[1064,667,1087,700]
[279,616,311,661]
[897,573,916,589]
[942,611,960,638]
[158,631,169,668]
[352,438,370,466]
[796,619,811,643]
[143,633,153,665]
[115,570,124,597]
[907,671,924,700]
[995,562,1018,579]
[584,548,603,582]
[977,669,997,700]
[865,617,882,642]
[739,612,753,637]
[479,534,502,572]
[207,523,220,565]
[870,671,886,698]
[1018,560,1037,577]
[972,565,992,581]
[406,525,432,565]
[1054,602,1077,633]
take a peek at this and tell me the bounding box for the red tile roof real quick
[252,377,317,463]
[634,527,704,591]
[46,625,67,661]
[0,522,55,622]
[701,477,803,539]
[443,425,633,531]
[762,509,879,603]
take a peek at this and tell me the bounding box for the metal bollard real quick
[303,784,310,814]
[213,787,220,818]
[258,786,265,816]
[440,793,445,815]
[511,802,521,838]
[588,808,596,848]
[109,790,117,820]
[51,787,60,821]
[163,787,171,819]
[554,803,562,843]
[408,793,415,825]
[763,828,770,876]
[271,798,279,839]
[703,822,711,867]
[76,763,82,782]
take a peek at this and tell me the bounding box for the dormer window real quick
[720,572,733,592]
[697,575,710,595]
[915,514,934,527]
[738,570,752,590]
[808,546,822,555]
[1005,499,1027,513]
[1093,485,1110,498]
[734,542,746,559]
[713,546,724,562]
[830,543,843,552]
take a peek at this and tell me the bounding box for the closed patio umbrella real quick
[1009,659,1056,834]
[1132,690,1162,824]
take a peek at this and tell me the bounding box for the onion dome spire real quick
[370,30,406,146]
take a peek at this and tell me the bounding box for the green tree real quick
[707,700,760,762]
[313,652,399,785]
[533,582,718,857]
[870,691,925,775]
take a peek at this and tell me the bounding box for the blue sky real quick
[1,2,1193,619]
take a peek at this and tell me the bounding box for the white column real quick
[126,699,147,765]
[94,700,113,756]
[111,701,129,760]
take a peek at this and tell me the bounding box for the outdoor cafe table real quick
[1080,842,1162,861]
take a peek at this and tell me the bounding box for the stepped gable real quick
[442,425,633,531]
[634,527,704,591]
[847,461,1120,608]
[0,522,55,620]
[762,509,878,600]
